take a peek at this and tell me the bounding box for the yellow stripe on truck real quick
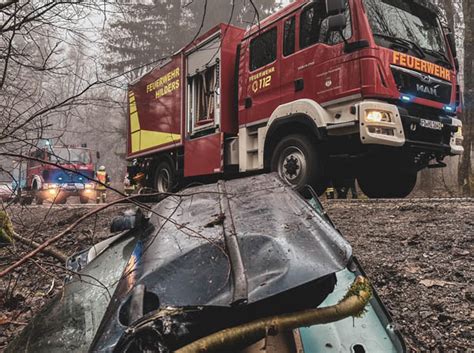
[129,91,181,154]
[130,112,140,133]
[138,131,181,152]
[131,131,141,153]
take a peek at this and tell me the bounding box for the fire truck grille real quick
[391,65,452,105]
[403,120,451,145]
[398,105,453,147]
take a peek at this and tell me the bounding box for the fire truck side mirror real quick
[327,13,347,33]
[96,151,101,160]
[446,32,457,58]
[325,0,344,15]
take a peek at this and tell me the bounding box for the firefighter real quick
[325,183,335,200]
[335,177,358,199]
[123,172,134,196]
[348,177,358,199]
[96,166,110,203]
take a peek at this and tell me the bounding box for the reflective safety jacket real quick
[96,170,109,190]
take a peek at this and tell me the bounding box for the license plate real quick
[420,119,443,130]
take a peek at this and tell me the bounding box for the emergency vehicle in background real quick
[22,145,97,204]
[126,0,464,198]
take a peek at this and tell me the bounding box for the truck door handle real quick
[294,78,304,92]
[245,97,252,109]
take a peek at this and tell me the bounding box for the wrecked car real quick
[6,174,405,352]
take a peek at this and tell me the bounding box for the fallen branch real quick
[12,232,67,263]
[176,276,372,353]
[0,196,139,278]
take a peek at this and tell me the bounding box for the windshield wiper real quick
[373,33,426,59]
[421,48,452,69]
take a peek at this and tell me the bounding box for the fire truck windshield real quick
[363,0,447,58]
[50,148,91,165]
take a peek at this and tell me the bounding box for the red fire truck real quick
[126,0,464,198]
[23,145,97,204]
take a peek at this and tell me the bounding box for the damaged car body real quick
[6,174,406,352]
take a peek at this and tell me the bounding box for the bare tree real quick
[458,0,473,195]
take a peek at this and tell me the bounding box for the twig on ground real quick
[12,232,67,263]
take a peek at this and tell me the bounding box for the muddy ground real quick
[0,198,473,352]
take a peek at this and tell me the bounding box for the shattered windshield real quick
[363,0,446,55]
[50,148,91,164]
[5,235,137,353]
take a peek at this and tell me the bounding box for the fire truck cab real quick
[127,0,464,198]
[24,145,96,204]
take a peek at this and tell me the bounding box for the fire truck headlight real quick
[454,126,463,146]
[365,110,392,123]
[85,183,94,189]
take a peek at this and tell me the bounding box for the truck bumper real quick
[357,100,464,156]
[40,185,96,201]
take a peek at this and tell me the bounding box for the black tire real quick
[358,170,417,198]
[79,196,89,204]
[35,195,43,205]
[270,134,327,196]
[54,197,67,204]
[21,197,33,206]
[153,160,175,193]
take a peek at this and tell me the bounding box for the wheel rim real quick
[277,146,307,185]
[156,168,170,193]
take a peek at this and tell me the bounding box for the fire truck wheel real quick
[357,170,417,198]
[55,197,67,204]
[21,197,33,206]
[271,134,326,196]
[79,196,89,204]
[154,161,175,194]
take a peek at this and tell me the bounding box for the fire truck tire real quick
[21,197,33,206]
[154,161,175,194]
[79,196,89,204]
[270,134,326,196]
[56,198,67,204]
[357,170,417,198]
[35,195,43,205]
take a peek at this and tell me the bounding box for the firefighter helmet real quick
[99,165,106,171]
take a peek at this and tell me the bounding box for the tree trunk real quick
[440,0,455,30]
[459,0,473,195]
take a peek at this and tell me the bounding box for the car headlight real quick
[365,110,392,123]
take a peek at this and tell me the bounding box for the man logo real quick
[416,84,439,97]
[420,74,432,84]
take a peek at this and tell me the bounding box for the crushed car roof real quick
[139,173,352,307]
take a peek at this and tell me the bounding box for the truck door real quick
[184,35,224,177]
[285,0,357,106]
[280,15,298,104]
[241,25,280,125]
